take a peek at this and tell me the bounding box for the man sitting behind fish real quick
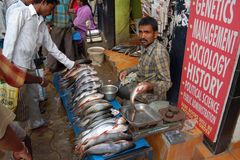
[118,16,172,104]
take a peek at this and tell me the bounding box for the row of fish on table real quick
[58,64,135,159]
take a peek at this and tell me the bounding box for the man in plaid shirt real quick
[118,16,172,103]
[46,0,75,72]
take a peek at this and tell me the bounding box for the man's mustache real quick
[139,39,147,43]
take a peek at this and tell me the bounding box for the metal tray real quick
[120,103,163,128]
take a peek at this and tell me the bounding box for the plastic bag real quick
[0,81,19,112]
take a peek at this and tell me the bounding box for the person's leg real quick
[9,123,32,155]
[64,27,76,61]
[9,122,26,141]
[26,83,46,129]
[47,27,64,72]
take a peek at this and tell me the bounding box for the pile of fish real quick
[58,64,134,159]
[111,45,141,57]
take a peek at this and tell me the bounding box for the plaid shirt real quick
[127,40,172,102]
[0,54,26,88]
[46,0,72,28]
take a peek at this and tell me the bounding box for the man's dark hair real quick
[34,0,59,4]
[138,16,158,32]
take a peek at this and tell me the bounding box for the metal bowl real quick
[100,85,118,101]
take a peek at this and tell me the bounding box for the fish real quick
[78,93,104,107]
[64,66,83,79]
[79,124,128,145]
[78,140,134,158]
[78,89,98,100]
[82,102,112,116]
[78,123,116,143]
[80,110,111,125]
[78,112,112,127]
[59,78,75,88]
[86,118,112,129]
[75,69,97,82]
[77,132,132,152]
[72,101,109,116]
[74,81,102,97]
[66,65,94,79]
[91,113,113,122]
[78,76,100,85]
[58,68,68,76]
[71,89,98,107]
[78,117,126,139]
[63,67,78,79]
[80,99,108,113]
[86,117,126,131]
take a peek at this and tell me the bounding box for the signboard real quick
[178,0,240,142]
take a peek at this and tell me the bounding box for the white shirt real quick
[5,0,24,26]
[3,0,18,9]
[3,4,74,70]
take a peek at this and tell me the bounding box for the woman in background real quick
[73,0,96,42]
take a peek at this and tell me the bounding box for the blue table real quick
[53,73,152,160]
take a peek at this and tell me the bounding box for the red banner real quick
[178,0,240,142]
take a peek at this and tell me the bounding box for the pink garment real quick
[70,0,79,12]
[73,5,96,40]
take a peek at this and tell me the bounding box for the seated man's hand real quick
[119,70,128,81]
[136,82,153,94]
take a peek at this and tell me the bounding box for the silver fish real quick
[80,124,128,145]
[83,103,112,116]
[79,123,116,144]
[77,132,132,152]
[91,113,113,122]
[85,117,126,135]
[81,110,111,123]
[79,140,134,158]
[63,67,78,79]
[78,93,104,107]
[74,81,102,97]
[79,112,112,127]
[78,76,100,85]
[76,69,97,82]
[78,89,98,100]
[86,118,112,129]
[80,99,108,113]
[72,89,98,105]
[78,117,117,138]
[64,66,83,79]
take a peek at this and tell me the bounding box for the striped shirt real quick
[128,39,172,101]
[0,53,26,88]
[46,0,72,28]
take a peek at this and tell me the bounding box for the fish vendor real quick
[118,16,172,104]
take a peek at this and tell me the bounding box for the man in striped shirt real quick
[118,16,172,103]
[46,0,75,72]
